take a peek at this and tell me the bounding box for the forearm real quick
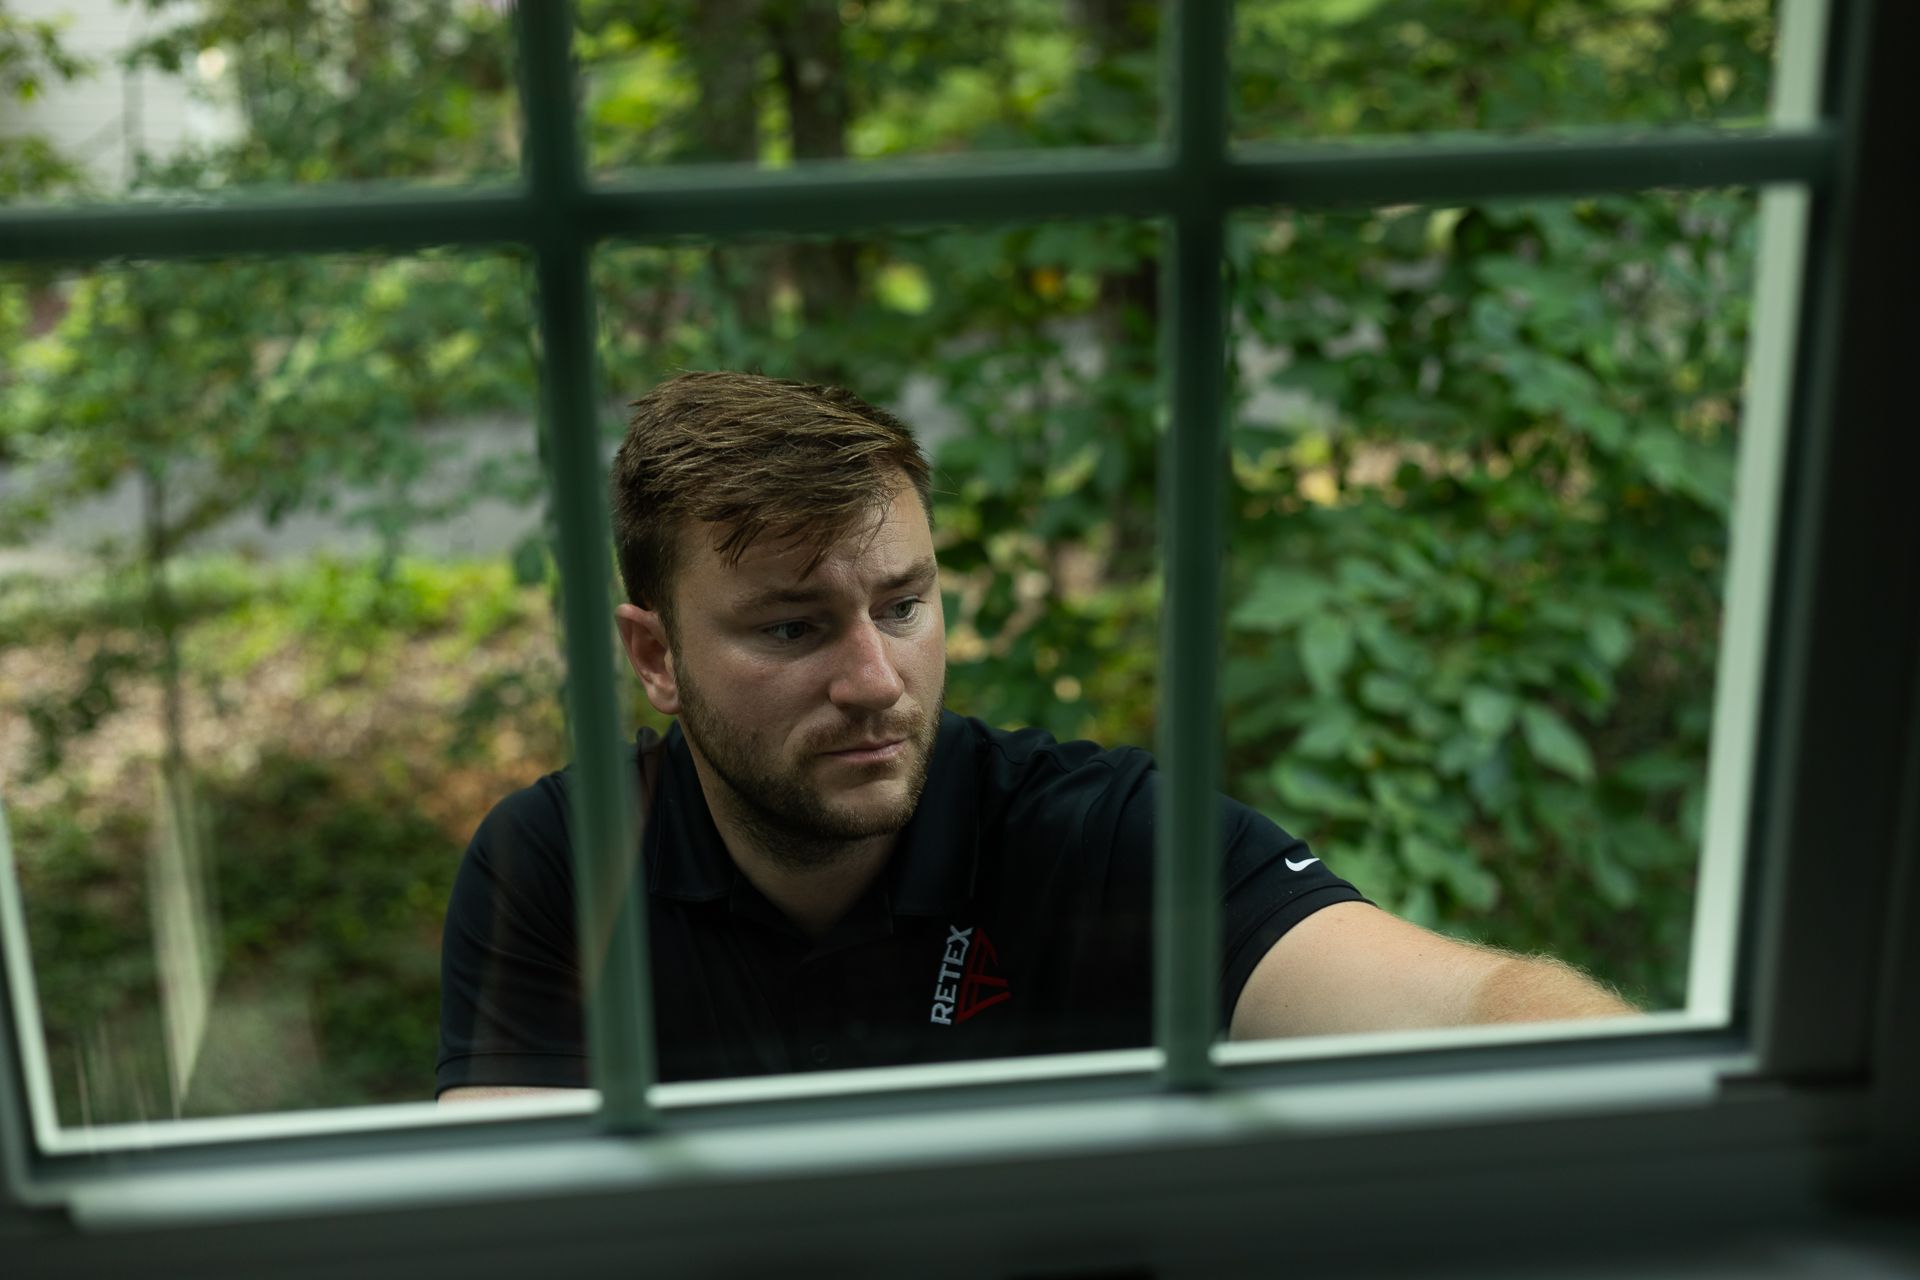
[1465,954,1637,1024]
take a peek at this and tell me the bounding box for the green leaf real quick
[1276,358,1349,406]
[1353,613,1426,677]
[1041,444,1099,498]
[509,534,548,586]
[1292,704,1364,760]
[1335,556,1405,599]
[1229,568,1333,633]
[1607,818,1691,872]
[1358,672,1415,715]
[1629,430,1735,515]
[1272,759,1370,820]
[1398,881,1440,930]
[1587,613,1634,666]
[1586,845,1638,909]
[1461,685,1517,739]
[1680,783,1707,847]
[1400,832,1500,912]
[1228,695,1295,746]
[1614,752,1702,794]
[1398,830,1451,882]
[1498,349,1629,450]
[1448,861,1502,913]
[1434,731,1491,778]
[1470,294,1522,347]
[1519,704,1596,783]
[1368,769,1441,826]
[1326,836,1400,904]
[1298,613,1355,695]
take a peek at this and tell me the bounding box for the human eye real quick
[761,619,815,646]
[881,597,923,627]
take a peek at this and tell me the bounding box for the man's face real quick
[620,478,945,862]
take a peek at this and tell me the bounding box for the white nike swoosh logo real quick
[1284,857,1321,872]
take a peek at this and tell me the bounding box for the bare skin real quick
[614,478,945,940]
[1227,900,1634,1040]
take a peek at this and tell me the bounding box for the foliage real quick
[1234,0,1772,138]
[0,0,1777,1112]
[1,252,536,540]
[1224,198,1745,1002]
[14,747,471,1119]
[8,555,562,1120]
[1213,0,1770,1005]
[123,0,518,188]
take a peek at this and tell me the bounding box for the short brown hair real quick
[610,371,933,620]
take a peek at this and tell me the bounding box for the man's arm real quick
[1228,900,1634,1040]
[438,778,597,1097]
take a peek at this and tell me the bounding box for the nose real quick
[827,617,907,713]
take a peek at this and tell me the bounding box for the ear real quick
[614,602,681,716]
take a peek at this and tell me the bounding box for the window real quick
[1,246,545,1129]
[3,0,1916,1270]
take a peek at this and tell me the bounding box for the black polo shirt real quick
[437,710,1365,1093]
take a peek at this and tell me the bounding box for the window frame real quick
[3,0,1917,1263]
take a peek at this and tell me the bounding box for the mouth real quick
[821,738,908,765]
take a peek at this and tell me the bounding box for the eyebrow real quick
[732,554,938,614]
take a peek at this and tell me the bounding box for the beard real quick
[674,662,944,873]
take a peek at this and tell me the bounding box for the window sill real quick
[35,1040,1817,1233]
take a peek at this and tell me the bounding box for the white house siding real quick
[0,0,234,194]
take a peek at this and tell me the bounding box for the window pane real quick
[1221,189,1760,1040]
[0,0,519,206]
[440,219,1170,1088]
[579,0,1161,179]
[0,249,545,1127]
[1233,0,1777,145]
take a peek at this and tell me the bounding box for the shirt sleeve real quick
[436,776,591,1096]
[1100,766,1371,1033]
[1216,798,1370,1028]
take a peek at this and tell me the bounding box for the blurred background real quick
[0,0,1772,1124]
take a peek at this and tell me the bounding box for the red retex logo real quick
[928,924,1010,1025]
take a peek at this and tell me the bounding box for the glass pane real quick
[579,0,1161,179]
[0,0,518,206]
[1233,0,1777,145]
[0,248,546,1127]
[434,220,1165,1089]
[1220,189,1760,1041]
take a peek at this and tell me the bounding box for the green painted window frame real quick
[3,0,1917,1253]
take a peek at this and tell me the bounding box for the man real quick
[437,372,1630,1100]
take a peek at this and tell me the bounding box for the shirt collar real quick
[642,711,980,918]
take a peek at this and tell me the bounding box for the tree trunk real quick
[1073,0,1160,571]
[689,0,774,334]
[1071,0,1144,59]
[769,0,849,163]
[688,0,766,164]
[766,0,859,377]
